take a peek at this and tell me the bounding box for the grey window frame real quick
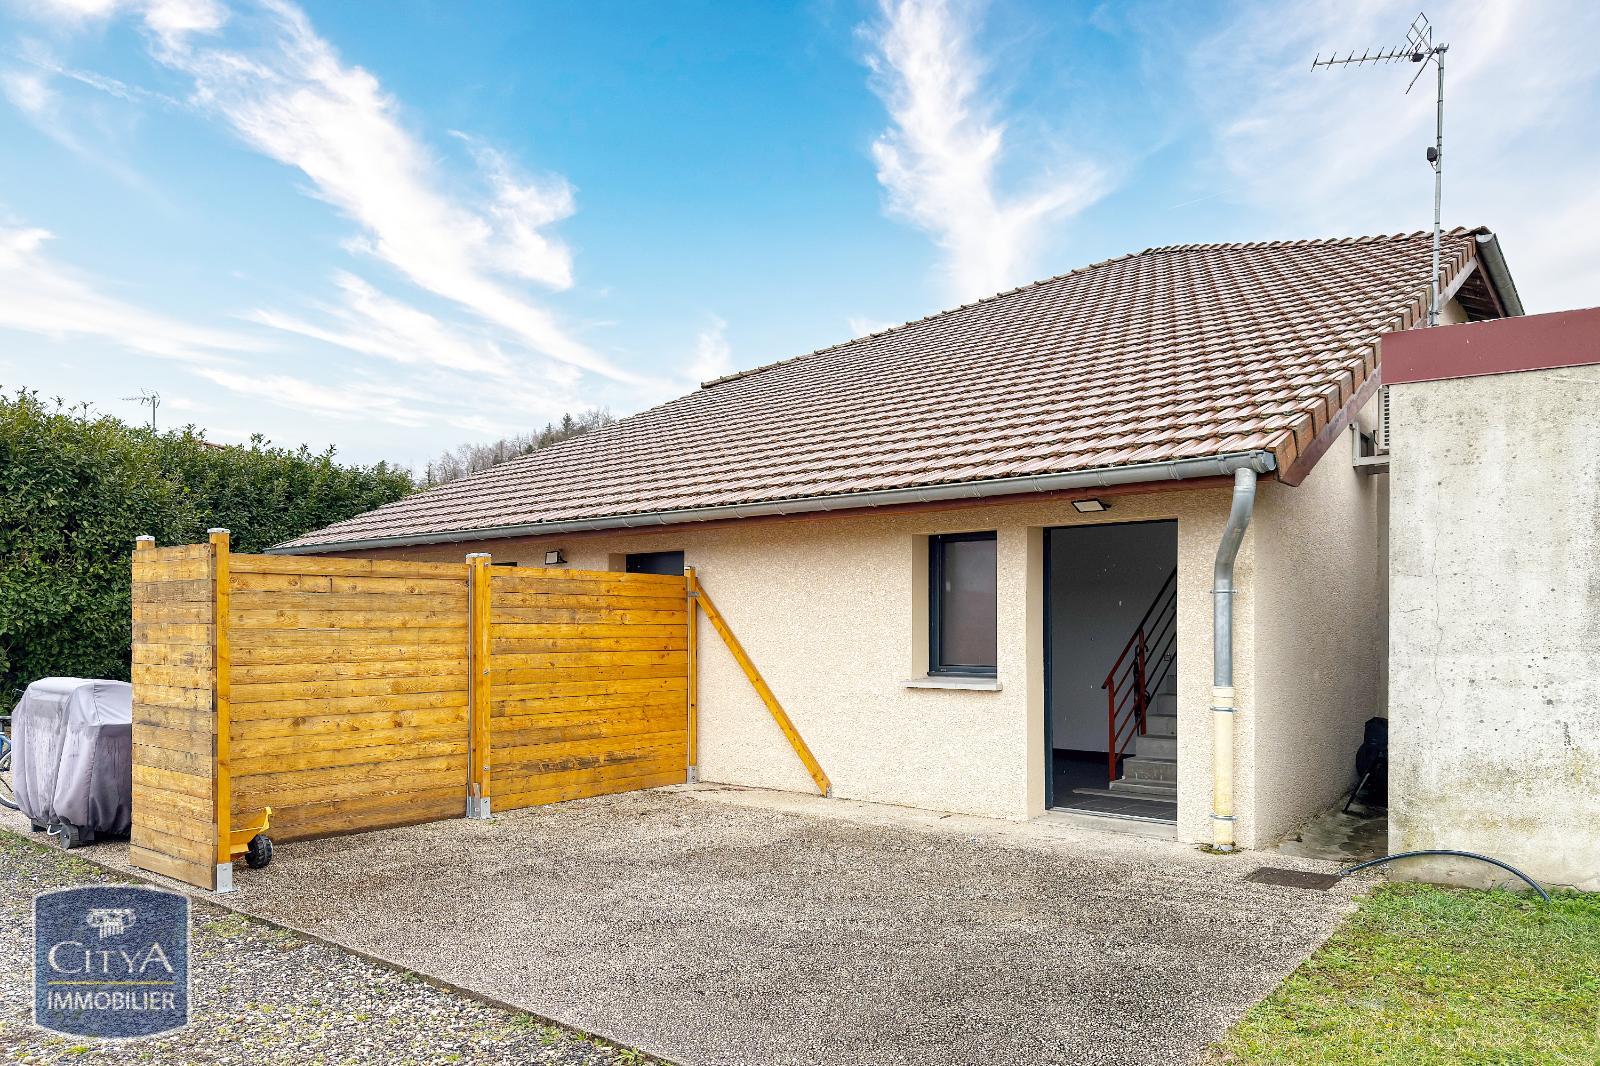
[928,531,998,677]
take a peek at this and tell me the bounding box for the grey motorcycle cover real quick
[12,677,134,834]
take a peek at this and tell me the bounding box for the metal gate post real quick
[465,552,493,818]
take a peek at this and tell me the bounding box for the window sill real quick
[903,676,1003,691]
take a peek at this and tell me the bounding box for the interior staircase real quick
[1085,567,1179,808]
[1107,663,1176,802]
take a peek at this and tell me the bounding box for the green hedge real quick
[0,389,414,705]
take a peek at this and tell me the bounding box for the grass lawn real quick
[1212,882,1600,1065]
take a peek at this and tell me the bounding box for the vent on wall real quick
[1374,386,1392,453]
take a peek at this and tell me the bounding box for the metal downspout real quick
[1211,467,1257,851]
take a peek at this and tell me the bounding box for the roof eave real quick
[267,450,1280,555]
[1474,232,1525,317]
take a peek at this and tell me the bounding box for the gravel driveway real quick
[43,785,1369,1066]
[0,832,651,1066]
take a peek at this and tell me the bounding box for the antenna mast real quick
[1313,12,1449,326]
[123,389,161,431]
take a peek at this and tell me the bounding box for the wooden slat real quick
[230,555,467,578]
[231,674,467,704]
[234,722,467,760]
[132,578,214,603]
[230,690,467,722]
[238,786,465,837]
[494,765,686,812]
[230,642,464,666]
[490,591,689,611]
[492,567,684,588]
[133,763,213,799]
[129,846,213,890]
[231,659,466,685]
[231,705,465,742]
[491,691,685,717]
[230,608,466,630]
[233,745,467,787]
[133,622,213,646]
[233,765,467,810]
[228,571,334,593]
[489,621,687,638]
[229,590,465,613]
[489,606,686,626]
[491,634,688,654]
[133,742,211,775]
[229,626,465,647]
[132,643,214,670]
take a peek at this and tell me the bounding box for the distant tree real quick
[419,408,615,487]
[0,389,414,702]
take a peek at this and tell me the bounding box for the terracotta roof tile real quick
[281,228,1490,549]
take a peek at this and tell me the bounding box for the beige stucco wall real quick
[1389,363,1600,891]
[347,487,1266,844]
[1251,389,1389,847]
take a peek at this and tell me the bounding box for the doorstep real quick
[1037,808,1178,840]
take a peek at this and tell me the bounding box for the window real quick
[625,550,685,576]
[929,532,997,676]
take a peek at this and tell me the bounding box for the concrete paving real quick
[8,787,1374,1066]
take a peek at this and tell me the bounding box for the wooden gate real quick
[129,535,692,889]
[483,565,690,812]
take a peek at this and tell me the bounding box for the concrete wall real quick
[1389,363,1600,891]
[1250,390,1389,847]
[339,486,1266,844]
[1048,522,1178,752]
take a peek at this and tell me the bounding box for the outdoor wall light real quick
[543,549,566,565]
[1072,498,1110,513]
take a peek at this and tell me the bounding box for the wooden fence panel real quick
[487,568,689,811]
[130,539,219,890]
[131,544,693,885]
[224,553,470,841]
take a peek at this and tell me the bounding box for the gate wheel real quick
[245,834,274,869]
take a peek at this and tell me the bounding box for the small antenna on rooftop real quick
[123,388,160,430]
[1314,12,1450,326]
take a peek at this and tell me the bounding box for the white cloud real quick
[192,365,430,425]
[684,315,733,385]
[864,0,1107,301]
[0,225,260,362]
[2,69,54,116]
[34,0,637,382]
[1188,0,1600,313]
[246,272,515,376]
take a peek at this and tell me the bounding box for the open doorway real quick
[1045,521,1178,825]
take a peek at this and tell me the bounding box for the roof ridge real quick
[1138,226,1481,256]
[701,228,1484,391]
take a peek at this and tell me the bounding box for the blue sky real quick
[2,0,1596,468]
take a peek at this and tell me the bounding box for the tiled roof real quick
[280,228,1493,550]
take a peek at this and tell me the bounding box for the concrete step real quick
[1038,808,1177,840]
[1152,691,1177,713]
[1144,713,1178,738]
[1107,778,1177,799]
[1134,733,1176,760]
[1070,786,1176,806]
[1120,755,1177,785]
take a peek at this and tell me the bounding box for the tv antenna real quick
[1314,12,1449,326]
[123,388,161,430]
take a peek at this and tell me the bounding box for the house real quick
[271,227,1522,852]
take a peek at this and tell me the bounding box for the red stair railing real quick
[1102,568,1178,784]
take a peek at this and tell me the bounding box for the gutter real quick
[1475,232,1525,317]
[1210,466,1258,852]
[267,449,1279,554]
